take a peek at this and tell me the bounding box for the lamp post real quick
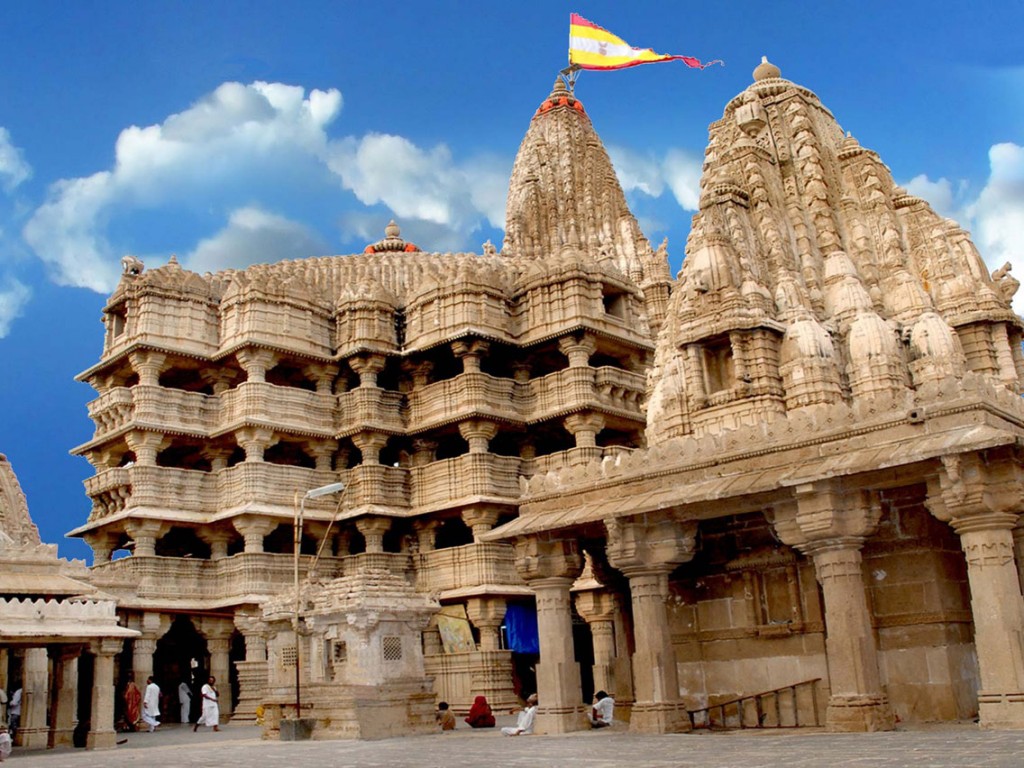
[293,481,345,721]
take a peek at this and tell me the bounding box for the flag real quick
[569,13,720,71]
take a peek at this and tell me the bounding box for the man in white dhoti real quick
[178,681,192,724]
[142,677,161,733]
[501,693,538,736]
[192,675,220,732]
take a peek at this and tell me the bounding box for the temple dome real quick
[504,79,652,279]
[753,56,781,81]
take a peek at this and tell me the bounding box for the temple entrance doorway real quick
[154,617,209,723]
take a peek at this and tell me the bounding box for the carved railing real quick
[128,465,212,512]
[341,464,410,508]
[687,678,822,730]
[416,542,521,594]
[87,387,135,438]
[410,454,521,509]
[407,373,523,431]
[593,367,646,416]
[133,385,216,434]
[217,463,340,511]
[220,382,335,435]
[335,387,404,436]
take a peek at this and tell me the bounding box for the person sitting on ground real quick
[464,695,495,728]
[436,701,456,731]
[588,690,615,728]
[501,693,538,736]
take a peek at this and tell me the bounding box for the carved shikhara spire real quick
[504,79,660,282]
[0,453,41,547]
[646,58,1024,444]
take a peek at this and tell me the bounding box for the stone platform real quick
[10,721,1024,767]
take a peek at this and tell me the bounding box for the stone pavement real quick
[8,722,1024,767]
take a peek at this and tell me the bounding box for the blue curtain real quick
[504,603,540,654]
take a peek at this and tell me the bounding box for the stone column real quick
[235,348,278,384]
[236,427,277,463]
[133,636,157,690]
[462,506,500,542]
[411,439,437,467]
[926,451,1024,729]
[352,431,388,465]
[413,518,439,553]
[349,354,386,388]
[558,333,597,367]
[452,339,490,373]
[200,369,239,395]
[202,446,234,472]
[302,363,339,395]
[770,483,894,732]
[458,419,499,454]
[84,531,117,565]
[563,413,606,449]
[233,516,275,553]
[513,534,585,734]
[308,441,336,472]
[207,635,233,720]
[355,516,391,553]
[574,589,619,697]
[50,647,79,748]
[19,647,50,749]
[125,520,166,558]
[128,350,168,387]
[200,529,233,561]
[125,431,170,466]
[466,597,507,652]
[88,639,122,750]
[606,516,696,733]
[232,612,269,724]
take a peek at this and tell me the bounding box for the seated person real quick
[436,701,456,731]
[465,695,495,728]
[501,693,538,736]
[588,690,614,728]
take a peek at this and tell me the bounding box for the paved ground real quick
[8,720,1024,767]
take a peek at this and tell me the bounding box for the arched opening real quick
[154,617,209,723]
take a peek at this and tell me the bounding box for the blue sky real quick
[1,1,1022,561]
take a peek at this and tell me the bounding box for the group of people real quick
[435,690,614,735]
[122,675,222,733]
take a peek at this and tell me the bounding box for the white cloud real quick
[904,174,961,219]
[607,145,702,211]
[184,207,330,273]
[22,81,342,292]
[326,135,508,232]
[0,128,31,193]
[0,277,30,337]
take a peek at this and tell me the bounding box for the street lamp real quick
[293,481,346,721]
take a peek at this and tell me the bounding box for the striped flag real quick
[569,13,720,71]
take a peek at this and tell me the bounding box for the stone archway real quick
[154,617,209,723]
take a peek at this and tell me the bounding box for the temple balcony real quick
[527,365,646,422]
[84,465,211,521]
[132,385,217,434]
[220,382,335,436]
[521,445,635,477]
[340,464,410,509]
[407,373,523,432]
[335,387,405,437]
[415,542,522,596]
[217,463,340,512]
[86,387,135,439]
[410,454,522,510]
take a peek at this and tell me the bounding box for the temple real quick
[4,57,1024,748]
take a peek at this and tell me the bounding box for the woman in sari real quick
[123,678,142,732]
[464,695,495,728]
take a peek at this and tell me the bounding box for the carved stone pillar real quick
[452,339,490,373]
[200,368,239,395]
[411,439,437,467]
[128,350,168,387]
[199,529,232,561]
[125,430,170,466]
[352,431,388,465]
[458,419,499,454]
[558,333,597,368]
[88,639,122,749]
[19,647,49,749]
[462,506,500,541]
[404,360,434,388]
[514,534,584,734]
[302,363,338,394]
[927,451,1024,729]
[349,354,386,388]
[606,516,696,733]
[414,518,439,553]
[51,647,79,748]
[466,597,507,651]
[133,636,157,689]
[125,520,166,558]
[235,427,277,462]
[308,441,336,472]
[770,483,894,732]
[563,413,606,450]
[233,515,275,553]
[574,589,619,698]
[202,446,234,472]
[355,516,391,553]
[232,612,268,724]
[236,348,278,383]
[207,635,233,720]
[84,531,117,565]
